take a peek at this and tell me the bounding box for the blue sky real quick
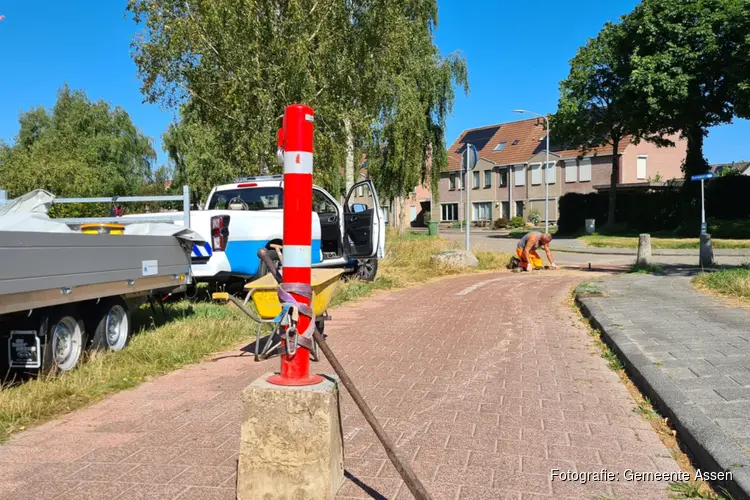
[0,0,747,169]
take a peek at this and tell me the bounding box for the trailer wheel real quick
[90,298,131,352]
[41,309,84,374]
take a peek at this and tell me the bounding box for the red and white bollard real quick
[267,104,323,387]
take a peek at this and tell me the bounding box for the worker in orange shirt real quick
[513,232,558,272]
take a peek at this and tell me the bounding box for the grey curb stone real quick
[577,294,750,500]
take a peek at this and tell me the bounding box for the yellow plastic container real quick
[245,268,344,319]
[80,223,125,235]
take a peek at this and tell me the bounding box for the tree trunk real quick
[604,139,620,233]
[425,142,436,225]
[344,118,355,194]
[397,196,408,234]
[683,125,709,178]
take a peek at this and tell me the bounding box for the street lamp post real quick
[512,109,550,234]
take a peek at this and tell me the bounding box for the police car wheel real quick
[355,259,378,281]
[257,249,281,280]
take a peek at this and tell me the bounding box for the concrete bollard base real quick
[700,233,715,267]
[238,373,344,500]
[636,233,652,268]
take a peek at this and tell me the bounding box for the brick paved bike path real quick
[0,273,682,499]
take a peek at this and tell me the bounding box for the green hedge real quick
[557,176,750,236]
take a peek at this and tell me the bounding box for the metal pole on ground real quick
[268,104,322,387]
[466,161,471,252]
[544,115,550,234]
[701,178,706,235]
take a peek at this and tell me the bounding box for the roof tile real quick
[445,119,631,171]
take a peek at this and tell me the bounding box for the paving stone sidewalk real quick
[0,273,683,500]
[577,273,750,500]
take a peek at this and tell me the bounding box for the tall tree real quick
[0,85,155,203]
[128,0,357,192]
[554,22,635,231]
[361,0,468,232]
[621,0,737,177]
[161,104,240,207]
[128,0,467,211]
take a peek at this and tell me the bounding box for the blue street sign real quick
[462,143,478,172]
[690,173,715,181]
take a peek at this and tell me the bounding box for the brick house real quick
[348,162,431,227]
[439,118,687,225]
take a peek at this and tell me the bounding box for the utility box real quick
[585,219,596,234]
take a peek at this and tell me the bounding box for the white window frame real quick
[530,163,542,185]
[449,174,456,191]
[545,162,556,184]
[473,201,492,221]
[440,203,458,222]
[472,171,480,190]
[637,155,648,180]
[565,160,577,183]
[579,159,592,182]
[484,170,492,188]
[514,165,526,186]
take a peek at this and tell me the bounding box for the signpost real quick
[690,172,715,235]
[462,144,478,252]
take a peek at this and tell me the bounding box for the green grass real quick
[669,481,732,499]
[0,301,255,441]
[693,266,750,299]
[0,230,512,442]
[633,398,659,420]
[579,234,750,250]
[629,263,664,274]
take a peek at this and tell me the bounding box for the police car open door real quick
[343,180,383,259]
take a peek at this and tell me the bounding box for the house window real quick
[458,172,465,190]
[498,169,508,187]
[449,174,456,191]
[565,160,577,182]
[441,203,458,221]
[579,159,592,182]
[472,171,480,189]
[493,141,507,152]
[514,165,525,186]
[546,162,556,184]
[473,202,492,221]
[515,200,524,218]
[501,201,510,218]
[637,155,648,179]
[484,170,492,188]
[530,163,542,185]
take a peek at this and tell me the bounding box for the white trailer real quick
[0,188,203,376]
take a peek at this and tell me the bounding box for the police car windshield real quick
[208,187,283,210]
